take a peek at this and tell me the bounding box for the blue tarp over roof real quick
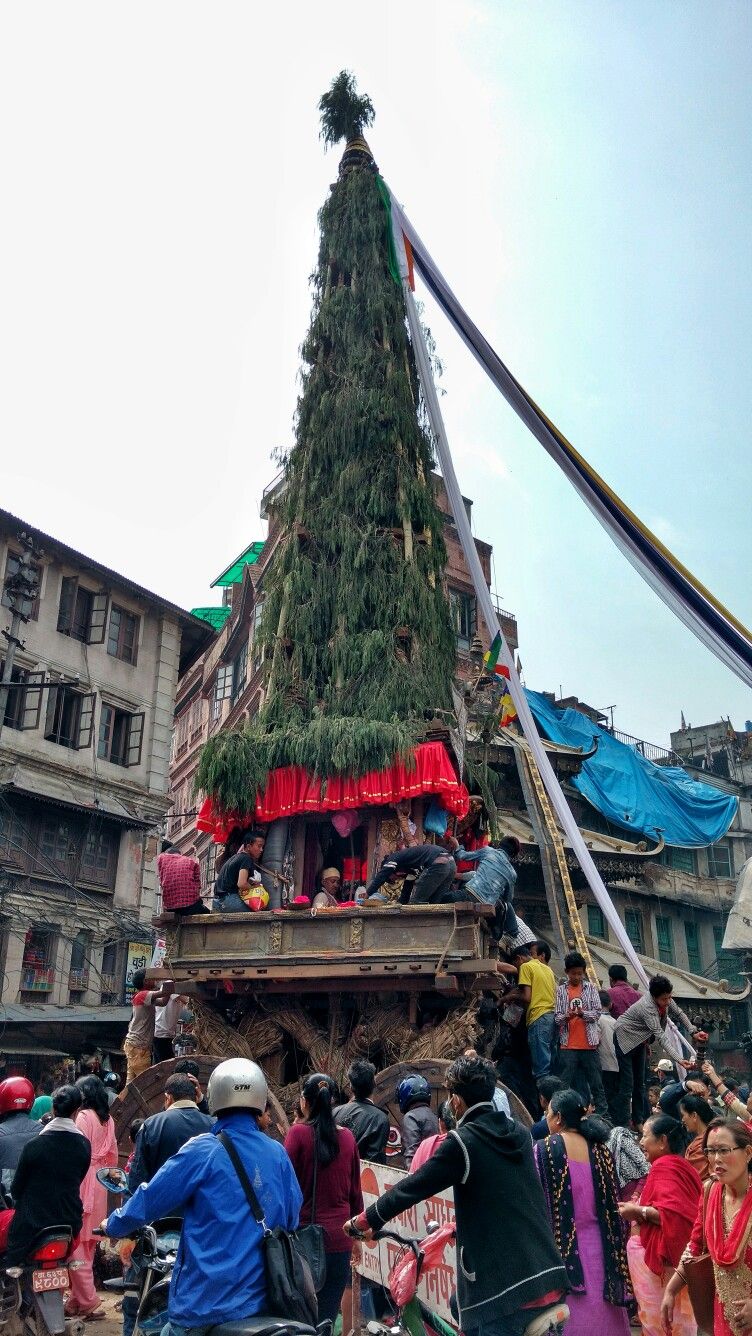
[525,689,738,847]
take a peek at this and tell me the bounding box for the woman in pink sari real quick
[66,1076,117,1319]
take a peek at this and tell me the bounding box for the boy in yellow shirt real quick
[512,944,556,1081]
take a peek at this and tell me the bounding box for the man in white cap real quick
[312,867,342,908]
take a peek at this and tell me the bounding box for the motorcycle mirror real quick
[96,1166,129,1194]
[425,1219,440,1234]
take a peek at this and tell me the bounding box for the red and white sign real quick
[356,1162,456,1325]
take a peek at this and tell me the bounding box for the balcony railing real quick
[68,969,89,991]
[21,967,54,991]
[100,973,119,1001]
[610,729,680,766]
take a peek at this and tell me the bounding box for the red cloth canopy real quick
[196,740,469,842]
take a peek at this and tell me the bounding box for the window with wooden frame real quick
[707,840,733,880]
[251,598,265,674]
[587,904,607,940]
[0,663,44,732]
[0,804,26,869]
[57,577,108,643]
[97,703,144,767]
[449,587,477,649]
[213,664,233,720]
[624,908,644,953]
[39,816,78,878]
[80,826,118,887]
[231,642,248,703]
[2,551,42,621]
[44,685,95,749]
[656,915,675,965]
[107,604,139,665]
[684,921,702,974]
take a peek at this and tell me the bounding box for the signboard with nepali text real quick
[355,1161,456,1325]
[124,941,151,1002]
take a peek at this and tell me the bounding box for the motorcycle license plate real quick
[32,1268,69,1292]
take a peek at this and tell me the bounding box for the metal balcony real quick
[21,967,54,991]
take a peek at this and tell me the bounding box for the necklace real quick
[723,1183,751,1233]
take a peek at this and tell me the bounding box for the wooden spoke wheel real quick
[111,1054,289,1163]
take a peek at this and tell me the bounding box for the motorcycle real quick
[349,1219,570,1336]
[96,1168,333,1336]
[1,1226,85,1336]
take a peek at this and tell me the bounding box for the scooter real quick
[2,1227,85,1336]
[96,1168,333,1336]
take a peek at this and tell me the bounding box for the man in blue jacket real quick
[105,1059,302,1336]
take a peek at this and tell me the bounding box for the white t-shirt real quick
[598,1013,619,1073]
[155,993,185,1040]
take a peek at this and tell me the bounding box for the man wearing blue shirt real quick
[449,835,521,934]
[105,1059,302,1336]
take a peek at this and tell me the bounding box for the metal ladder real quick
[510,734,598,982]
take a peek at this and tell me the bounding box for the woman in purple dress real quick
[534,1088,633,1336]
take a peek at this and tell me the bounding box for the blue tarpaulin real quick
[525,690,738,847]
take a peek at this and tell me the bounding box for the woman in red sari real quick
[662,1119,752,1336]
[618,1114,702,1336]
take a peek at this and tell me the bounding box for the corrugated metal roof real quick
[190,606,232,630]
[211,542,264,588]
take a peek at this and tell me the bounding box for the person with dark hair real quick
[6,1085,91,1266]
[597,990,621,1123]
[701,1057,752,1123]
[663,1119,752,1336]
[365,843,457,905]
[510,944,556,1081]
[123,968,174,1084]
[409,1099,457,1171]
[532,940,552,964]
[447,833,520,933]
[30,1073,55,1121]
[213,829,266,912]
[534,1089,632,1336]
[554,953,610,1121]
[174,1058,210,1114]
[617,1114,701,1336]
[127,1073,213,1191]
[334,1060,389,1164]
[284,1072,363,1325]
[531,1075,565,1141]
[678,1093,714,1182]
[607,965,641,1018]
[157,841,207,916]
[347,1054,569,1336]
[612,977,697,1129]
[66,1076,117,1318]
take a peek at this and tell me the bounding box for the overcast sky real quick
[1,1,750,747]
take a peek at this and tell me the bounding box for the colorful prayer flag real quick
[498,689,517,728]
[484,632,510,679]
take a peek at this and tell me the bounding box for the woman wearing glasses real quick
[618,1114,702,1336]
[662,1119,752,1336]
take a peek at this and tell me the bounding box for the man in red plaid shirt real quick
[157,842,208,915]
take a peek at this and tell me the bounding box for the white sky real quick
[1,1,750,746]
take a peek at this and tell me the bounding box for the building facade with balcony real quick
[0,509,211,1063]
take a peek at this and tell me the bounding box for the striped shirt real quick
[613,994,695,1056]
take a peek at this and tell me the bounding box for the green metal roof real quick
[211,541,265,588]
[190,606,232,630]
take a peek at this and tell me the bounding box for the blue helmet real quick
[396,1074,431,1114]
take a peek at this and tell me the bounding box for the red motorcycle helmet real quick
[0,1077,35,1114]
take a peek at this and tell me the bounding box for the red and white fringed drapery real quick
[196,740,470,844]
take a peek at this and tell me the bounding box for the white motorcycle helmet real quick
[207,1057,268,1116]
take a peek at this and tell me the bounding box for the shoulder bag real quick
[218,1131,324,1325]
[683,1181,715,1334]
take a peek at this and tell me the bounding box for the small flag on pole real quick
[516,654,523,678]
[484,632,510,679]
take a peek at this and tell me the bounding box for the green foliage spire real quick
[196,79,458,815]
[319,71,375,148]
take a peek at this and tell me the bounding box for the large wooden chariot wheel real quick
[111,1054,289,1163]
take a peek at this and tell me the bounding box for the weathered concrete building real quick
[0,510,211,1064]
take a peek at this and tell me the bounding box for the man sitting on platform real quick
[312,867,342,909]
[213,829,266,913]
[365,843,457,905]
